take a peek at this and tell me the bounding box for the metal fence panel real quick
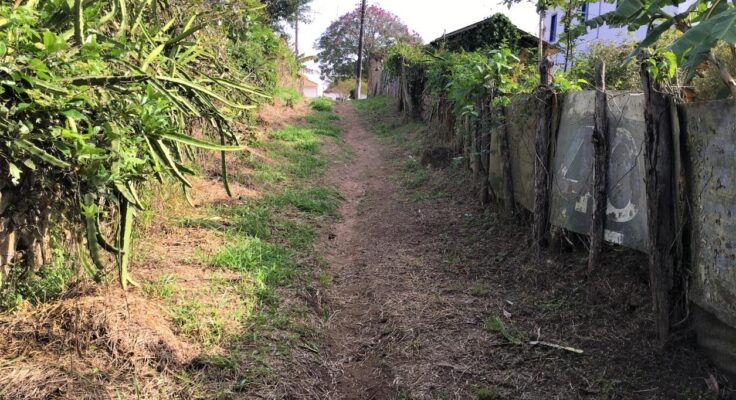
[549,92,649,251]
[685,99,736,329]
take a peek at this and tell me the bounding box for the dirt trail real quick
[320,103,487,399]
[317,102,719,400]
[321,103,407,399]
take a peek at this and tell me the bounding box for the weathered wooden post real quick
[500,105,516,214]
[533,55,555,255]
[588,62,609,273]
[640,55,678,345]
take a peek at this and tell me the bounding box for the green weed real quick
[484,315,523,345]
[309,97,334,112]
[2,243,74,309]
[474,385,500,400]
[470,285,490,297]
[274,86,301,107]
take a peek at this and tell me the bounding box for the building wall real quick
[302,85,319,98]
[544,0,693,66]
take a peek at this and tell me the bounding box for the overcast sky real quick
[297,0,539,57]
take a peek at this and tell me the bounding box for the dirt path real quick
[314,101,721,400]
[321,103,406,399]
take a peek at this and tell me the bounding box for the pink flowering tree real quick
[316,4,422,81]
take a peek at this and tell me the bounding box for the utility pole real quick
[355,0,367,99]
[294,1,300,56]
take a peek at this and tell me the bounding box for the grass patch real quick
[354,96,390,116]
[306,111,341,137]
[211,237,295,286]
[309,97,334,112]
[265,187,341,215]
[143,273,178,299]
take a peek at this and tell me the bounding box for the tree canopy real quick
[315,5,422,81]
[263,0,313,26]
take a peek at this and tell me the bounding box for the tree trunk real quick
[588,61,609,274]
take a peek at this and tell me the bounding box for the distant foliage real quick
[570,41,641,90]
[263,0,313,26]
[228,4,298,94]
[315,5,422,81]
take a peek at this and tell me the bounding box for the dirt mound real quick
[0,290,196,399]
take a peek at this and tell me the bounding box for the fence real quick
[376,61,736,378]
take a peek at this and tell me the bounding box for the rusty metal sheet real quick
[506,96,538,211]
[685,100,736,330]
[549,91,649,252]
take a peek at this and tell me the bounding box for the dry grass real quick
[0,291,195,399]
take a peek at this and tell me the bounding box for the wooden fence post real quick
[640,55,678,346]
[500,105,516,214]
[588,62,609,273]
[533,55,555,255]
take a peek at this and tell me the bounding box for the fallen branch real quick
[528,340,584,354]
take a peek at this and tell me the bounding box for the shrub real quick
[309,97,335,112]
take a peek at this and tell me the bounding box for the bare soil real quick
[317,102,731,399]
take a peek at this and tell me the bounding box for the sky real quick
[295,0,539,88]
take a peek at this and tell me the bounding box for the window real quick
[550,14,558,42]
[580,3,589,20]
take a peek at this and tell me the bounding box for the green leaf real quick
[0,42,6,58]
[141,43,165,72]
[670,9,736,62]
[160,132,245,151]
[8,163,21,185]
[15,139,71,168]
[156,76,255,110]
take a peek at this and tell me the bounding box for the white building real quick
[544,0,694,66]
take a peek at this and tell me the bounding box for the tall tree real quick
[315,5,422,81]
[263,0,313,29]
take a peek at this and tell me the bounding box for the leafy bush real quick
[569,41,640,90]
[309,97,334,112]
[0,0,282,293]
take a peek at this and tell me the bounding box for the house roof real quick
[430,16,555,51]
[299,74,319,88]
